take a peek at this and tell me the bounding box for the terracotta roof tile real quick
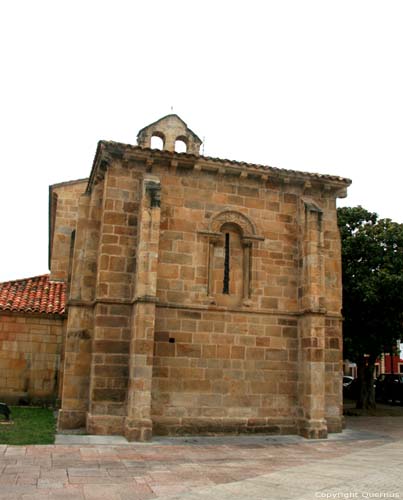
[0,275,66,316]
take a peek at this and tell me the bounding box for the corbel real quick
[146,158,154,172]
[303,199,322,214]
[335,186,348,199]
[99,159,109,172]
[145,180,161,208]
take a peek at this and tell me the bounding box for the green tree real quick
[337,206,403,409]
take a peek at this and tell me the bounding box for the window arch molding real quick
[201,210,264,304]
[209,210,257,237]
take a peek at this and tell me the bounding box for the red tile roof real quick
[0,275,66,316]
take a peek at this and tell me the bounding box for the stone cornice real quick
[85,141,351,196]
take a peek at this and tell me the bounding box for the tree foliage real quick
[337,206,403,408]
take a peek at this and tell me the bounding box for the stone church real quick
[0,114,351,440]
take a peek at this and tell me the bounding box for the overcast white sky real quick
[1,0,402,282]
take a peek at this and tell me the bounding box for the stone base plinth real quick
[298,418,328,439]
[58,409,86,430]
[326,416,343,433]
[124,418,153,441]
[86,414,125,435]
[152,416,297,437]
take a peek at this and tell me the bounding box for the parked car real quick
[343,376,377,400]
[343,376,357,398]
[375,374,403,404]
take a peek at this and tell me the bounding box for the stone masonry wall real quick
[147,164,342,436]
[59,144,345,439]
[60,164,142,432]
[50,179,88,282]
[0,312,65,403]
[58,181,103,429]
[152,307,298,435]
[87,164,141,435]
[156,166,298,310]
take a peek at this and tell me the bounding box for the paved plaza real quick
[0,417,402,499]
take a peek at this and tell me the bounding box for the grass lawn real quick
[0,407,56,445]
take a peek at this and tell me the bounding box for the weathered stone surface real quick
[0,312,65,403]
[49,115,350,440]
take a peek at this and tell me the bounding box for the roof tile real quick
[0,275,66,316]
[104,141,352,183]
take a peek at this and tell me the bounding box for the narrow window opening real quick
[67,230,76,299]
[223,233,230,293]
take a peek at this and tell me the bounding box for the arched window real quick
[206,210,262,307]
[151,133,164,150]
[174,137,187,153]
[220,223,243,296]
[210,223,244,306]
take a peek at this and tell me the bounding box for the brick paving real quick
[0,417,402,499]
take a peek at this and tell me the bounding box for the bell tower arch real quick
[137,114,202,155]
